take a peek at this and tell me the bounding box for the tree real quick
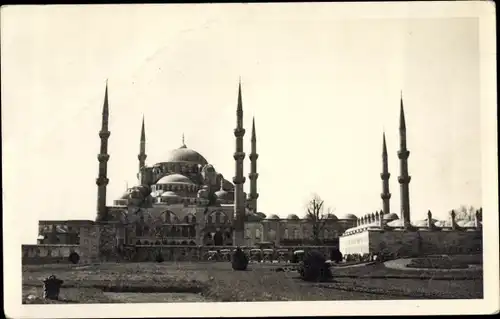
[305,194,334,245]
[451,205,477,221]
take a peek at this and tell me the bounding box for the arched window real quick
[284,229,289,239]
[245,229,251,238]
[293,228,299,239]
[255,228,261,239]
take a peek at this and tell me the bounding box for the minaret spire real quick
[138,115,147,171]
[397,92,412,228]
[96,81,111,221]
[233,78,246,246]
[248,116,259,214]
[380,132,391,216]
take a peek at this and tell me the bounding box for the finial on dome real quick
[180,133,186,148]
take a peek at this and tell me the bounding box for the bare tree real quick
[305,194,334,245]
[451,205,476,221]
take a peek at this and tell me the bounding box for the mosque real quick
[34,82,482,257]
[36,82,357,248]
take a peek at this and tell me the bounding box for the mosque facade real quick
[36,82,357,249]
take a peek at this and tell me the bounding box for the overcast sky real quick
[1,4,486,244]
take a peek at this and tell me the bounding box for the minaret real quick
[96,82,111,221]
[248,117,259,213]
[380,132,391,215]
[398,93,412,228]
[233,80,246,246]
[138,116,147,171]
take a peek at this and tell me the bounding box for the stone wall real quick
[339,229,483,256]
[22,244,82,264]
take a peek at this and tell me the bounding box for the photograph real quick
[2,2,498,318]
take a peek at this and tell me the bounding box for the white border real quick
[3,1,498,317]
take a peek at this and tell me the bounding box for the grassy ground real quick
[22,260,483,304]
[406,255,483,269]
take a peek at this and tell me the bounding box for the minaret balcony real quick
[233,176,246,185]
[249,193,259,200]
[97,154,110,162]
[380,193,391,200]
[96,176,109,186]
[248,173,259,179]
[138,154,147,160]
[249,153,259,161]
[233,152,246,160]
[398,176,412,184]
[397,150,410,159]
[380,172,390,179]
[99,131,111,138]
[233,128,246,137]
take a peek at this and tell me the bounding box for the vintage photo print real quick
[2,1,498,318]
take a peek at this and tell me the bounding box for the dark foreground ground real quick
[22,259,483,303]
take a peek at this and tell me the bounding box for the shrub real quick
[155,252,164,263]
[299,250,332,282]
[330,248,343,263]
[68,251,80,264]
[231,248,249,271]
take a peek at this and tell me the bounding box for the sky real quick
[1,4,485,244]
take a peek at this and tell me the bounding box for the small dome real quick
[287,214,299,220]
[326,213,338,220]
[256,212,267,219]
[156,174,196,185]
[386,219,405,227]
[340,213,357,220]
[383,213,399,220]
[161,191,181,198]
[457,220,476,227]
[267,214,280,220]
[411,218,438,227]
[215,189,234,201]
[165,146,208,166]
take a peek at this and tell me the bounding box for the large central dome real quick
[165,144,208,166]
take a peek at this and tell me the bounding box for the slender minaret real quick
[248,117,259,213]
[397,93,412,228]
[138,116,147,171]
[380,132,391,215]
[96,82,111,221]
[233,80,246,246]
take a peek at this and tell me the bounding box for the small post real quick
[450,210,457,230]
[42,275,64,301]
[427,210,433,229]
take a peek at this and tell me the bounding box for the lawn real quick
[406,255,483,269]
[22,260,483,304]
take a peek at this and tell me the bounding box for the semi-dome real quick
[165,145,208,166]
[326,213,338,220]
[156,174,196,185]
[340,213,357,220]
[287,214,299,220]
[267,214,280,220]
[383,213,399,220]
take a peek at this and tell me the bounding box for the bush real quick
[330,248,343,263]
[68,252,80,264]
[155,252,164,263]
[231,248,249,271]
[299,250,332,282]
